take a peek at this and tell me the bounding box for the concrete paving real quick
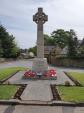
[12,105,63,113]
[74,107,84,113]
[7,64,75,85]
[7,69,74,85]
[63,106,75,113]
[1,105,84,113]
[6,71,25,84]
[51,67,74,85]
[21,82,53,101]
[0,105,9,113]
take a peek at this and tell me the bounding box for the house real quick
[60,46,68,57]
[44,45,68,58]
[44,46,56,55]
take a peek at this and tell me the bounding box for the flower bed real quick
[24,70,36,78]
[43,69,56,77]
[23,69,57,79]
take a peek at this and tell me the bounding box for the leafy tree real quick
[0,39,3,57]
[67,29,77,57]
[78,46,84,57]
[78,38,84,57]
[51,29,70,48]
[28,46,37,56]
[0,25,19,58]
[29,29,79,58]
[20,49,28,53]
[80,38,84,46]
[44,34,55,45]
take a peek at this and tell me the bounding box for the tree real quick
[80,38,84,46]
[0,39,3,57]
[28,46,37,56]
[67,29,77,57]
[27,29,80,58]
[51,29,70,48]
[44,34,55,46]
[0,25,19,58]
[78,38,84,57]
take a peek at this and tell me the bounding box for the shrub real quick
[65,81,71,86]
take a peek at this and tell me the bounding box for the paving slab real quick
[0,105,9,113]
[3,105,15,113]
[62,106,75,113]
[21,82,53,101]
[49,66,74,85]
[6,71,26,84]
[74,107,84,113]
[1,105,84,113]
[20,100,52,105]
[13,105,63,113]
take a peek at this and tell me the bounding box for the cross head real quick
[33,8,48,24]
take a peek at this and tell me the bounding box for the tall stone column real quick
[32,8,48,73]
[37,22,44,58]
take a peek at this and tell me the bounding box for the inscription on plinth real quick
[32,58,48,72]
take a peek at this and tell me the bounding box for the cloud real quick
[0,0,84,48]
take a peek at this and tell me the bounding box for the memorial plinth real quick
[32,58,48,73]
[32,8,48,73]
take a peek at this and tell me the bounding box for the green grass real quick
[0,67,27,81]
[57,86,84,102]
[67,72,84,85]
[0,85,19,99]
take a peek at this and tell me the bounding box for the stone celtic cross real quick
[33,8,48,58]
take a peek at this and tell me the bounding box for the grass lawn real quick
[0,85,19,100]
[57,86,84,102]
[0,67,27,81]
[67,72,84,86]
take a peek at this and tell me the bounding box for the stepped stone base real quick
[32,58,48,73]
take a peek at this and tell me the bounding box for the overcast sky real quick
[0,0,84,48]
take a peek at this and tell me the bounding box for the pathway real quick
[0,105,84,113]
[21,82,53,101]
[7,65,74,85]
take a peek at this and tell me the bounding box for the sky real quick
[0,0,84,49]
